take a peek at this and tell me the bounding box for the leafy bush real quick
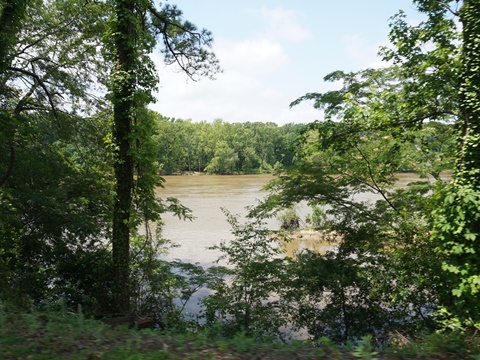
[277,207,300,230]
[305,205,328,230]
[201,209,292,340]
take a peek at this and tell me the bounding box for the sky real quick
[150,1,423,125]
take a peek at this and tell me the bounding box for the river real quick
[155,174,275,265]
[154,173,435,266]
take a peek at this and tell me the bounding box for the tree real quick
[1,0,108,187]
[0,0,114,309]
[106,0,220,314]
[205,140,239,174]
[108,0,139,315]
[0,0,218,315]
[432,0,480,327]
[149,118,303,175]
[202,209,291,339]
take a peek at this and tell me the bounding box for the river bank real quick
[282,229,341,257]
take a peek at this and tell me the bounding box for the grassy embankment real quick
[1,304,479,359]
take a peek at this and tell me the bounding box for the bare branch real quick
[7,66,59,119]
[436,0,460,16]
[355,143,398,212]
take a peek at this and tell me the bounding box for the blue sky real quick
[151,1,422,125]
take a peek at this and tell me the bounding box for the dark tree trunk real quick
[111,0,136,315]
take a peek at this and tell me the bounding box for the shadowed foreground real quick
[1,306,478,360]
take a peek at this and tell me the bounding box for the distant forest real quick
[153,114,455,177]
[153,115,305,174]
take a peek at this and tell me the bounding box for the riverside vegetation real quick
[2,0,480,359]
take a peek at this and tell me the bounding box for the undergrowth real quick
[1,303,479,359]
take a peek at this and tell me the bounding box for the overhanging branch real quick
[436,0,460,16]
[7,66,59,120]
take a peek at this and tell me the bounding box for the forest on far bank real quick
[152,115,455,176]
[153,117,304,175]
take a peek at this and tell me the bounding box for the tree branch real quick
[7,66,59,120]
[305,109,458,141]
[147,3,219,81]
[436,0,460,17]
[148,4,197,80]
[355,144,398,212]
[14,82,38,116]
[147,4,202,40]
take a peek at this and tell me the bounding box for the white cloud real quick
[150,6,315,124]
[216,37,290,75]
[260,6,311,42]
[151,57,317,124]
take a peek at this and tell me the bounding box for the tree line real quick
[153,116,304,174]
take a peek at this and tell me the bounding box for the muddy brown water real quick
[155,173,438,265]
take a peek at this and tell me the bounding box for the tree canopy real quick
[152,116,303,175]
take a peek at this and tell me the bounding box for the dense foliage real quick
[1,0,114,310]
[153,116,303,175]
[1,0,480,354]
[5,305,479,360]
[432,0,480,329]
[0,0,217,316]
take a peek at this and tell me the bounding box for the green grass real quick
[1,304,479,359]
[0,307,326,360]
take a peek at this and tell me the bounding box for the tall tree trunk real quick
[111,0,136,315]
[434,0,480,324]
[458,0,480,187]
[107,0,219,314]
